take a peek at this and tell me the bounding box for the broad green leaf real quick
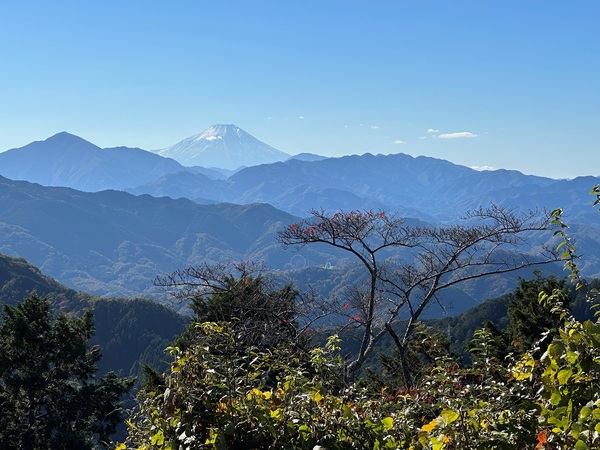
[342,404,353,419]
[381,416,394,430]
[574,439,588,450]
[548,342,565,360]
[557,368,573,385]
[580,406,592,420]
[550,391,562,406]
[571,421,582,439]
[566,350,579,364]
[385,437,398,449]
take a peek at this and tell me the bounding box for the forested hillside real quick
[0,175,305,298]
[0,253,187,379]
[1,173,584,315]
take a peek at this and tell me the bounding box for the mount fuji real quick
[155,124,291,170]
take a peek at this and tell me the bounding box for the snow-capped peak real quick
[155,124,291,170]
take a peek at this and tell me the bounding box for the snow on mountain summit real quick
[155,124,291,170]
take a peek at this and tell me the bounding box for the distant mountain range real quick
[131,153,561,220]
[0,132,187,191]
[4,129,594,221]
[1,128,599,309]
[0,124,292,190]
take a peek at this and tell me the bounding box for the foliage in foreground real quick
[121,187,600,449]
[120,275,600,450]
[0,294,134,449]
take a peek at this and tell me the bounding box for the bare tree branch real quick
[277,206,561,383]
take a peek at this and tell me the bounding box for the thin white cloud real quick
[299,115,305,119]
[427,128,439,133]
[438,131,478,139]
[418,136,427,140]
[371,125,381,129]
[392,140,406,144]
[471,165,495,171]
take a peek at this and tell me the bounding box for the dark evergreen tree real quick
[0,294,134,449]
[506,271,569,353]
[480,319,512,360]
[370,322,453,391]
[158,264,301,351]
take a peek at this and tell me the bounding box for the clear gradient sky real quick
[0,1,598,179]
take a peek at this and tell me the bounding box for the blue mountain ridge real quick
[1,131,599,309]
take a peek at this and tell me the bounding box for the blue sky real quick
[1,1,598,178]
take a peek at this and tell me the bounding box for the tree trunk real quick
[385,322,412,388]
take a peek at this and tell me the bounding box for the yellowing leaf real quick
[421,418,439,432]
[151,430,164,446]
[512,353,535,380]
[310,391,323,402]
[580,406,592,420]
[550,391,562,406]
[216,401,228,412]
[430,436,445,450]
[381,416,393,430]
[566,350,579,364]
[270,408,283,420]
[441,408,460,426]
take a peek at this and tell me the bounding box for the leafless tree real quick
[277,207,560,385]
